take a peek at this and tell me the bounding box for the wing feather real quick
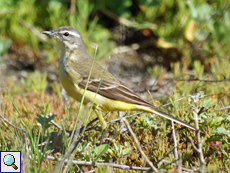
[78,78,154,108]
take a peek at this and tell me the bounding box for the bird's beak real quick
[41,30,55,37]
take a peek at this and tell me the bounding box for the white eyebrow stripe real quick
[61,31,81,38]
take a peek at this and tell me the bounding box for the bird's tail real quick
[151,109,196,131]
[136,105,196,131]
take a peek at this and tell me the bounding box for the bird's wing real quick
[78,77,154,108]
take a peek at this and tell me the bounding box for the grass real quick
[1,65,230,172]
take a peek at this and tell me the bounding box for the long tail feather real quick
[150,109,196,130]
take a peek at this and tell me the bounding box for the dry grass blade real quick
[122,117,158,173]
[0,113,26,133]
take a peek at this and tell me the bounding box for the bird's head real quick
[41,26,86,52]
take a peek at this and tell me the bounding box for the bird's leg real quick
[95,109,107,145]
[100,128,107,145]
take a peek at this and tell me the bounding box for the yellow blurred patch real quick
[157,38,176,49]
[211,95,218,104]
[185,20,197,42]
[152,101,161,107]
[139,5,146,11]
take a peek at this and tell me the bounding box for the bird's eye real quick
[63,32,69,36]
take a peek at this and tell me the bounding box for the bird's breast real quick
[59,55,84,103]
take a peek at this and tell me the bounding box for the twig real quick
[118,111,124,131]
[61,89,69,107]
[171,121,181,172]
[109,161,113,173]
[205,148,218,163]
[50,155,193,172]
[37,140,53,147]
[175,77,230,83]
[171,121,178,160]
[100,7,157,30]
[0,10,14,15]
[189,105,205,173]
[0,113,26,133]
[18,18,49,42]
[22,133,30,172]
[107,112,142,124]
[52,121,82,173]
[122,118,158,172]
[18,18,57,48]
[188,137,198,152]
[63,153,80,173]
[152,158,193,172]
[157,159,171,168]
[177,154,183,173]
[159,96,188,108]
[69,0,76,14]
[45,155,153,171]
[53,102,94,172]
[51,120,63,131]
[219,106,230,111]
[173,106,205,135]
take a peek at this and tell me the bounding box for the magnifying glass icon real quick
[3,154,18,170]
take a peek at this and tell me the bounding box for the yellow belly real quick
[59,67,139,111]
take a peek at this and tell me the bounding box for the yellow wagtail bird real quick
[41,26,196,134]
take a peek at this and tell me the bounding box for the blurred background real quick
[0,0,229,99]
[1,0,230,171]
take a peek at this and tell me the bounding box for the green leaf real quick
[211,127,226,134]
[206,135,223,142]
[207,135,230,145]
[199,99,213,108]
[138,0,160,6]
[124,142,129,147]
[0,40,11,56]
[186,0,198,18]
[226,115,230,122]
[108,149,115,155]
[212,117,224,124]
[95,144,109,156]
[147,169,155,173]
[36,114,57,129]
[196,3,213,20]
[122,147,132,155]
[48,1,62,10]
[193,60,204,78]
[114,143,120,151]
[111,0,132,17]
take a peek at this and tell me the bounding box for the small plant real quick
[108,142,132,158]
[36,114,57,135]
[193,60,204,78]
[148,65,167,79]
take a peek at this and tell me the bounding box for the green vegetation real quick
[0,0,230,172]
